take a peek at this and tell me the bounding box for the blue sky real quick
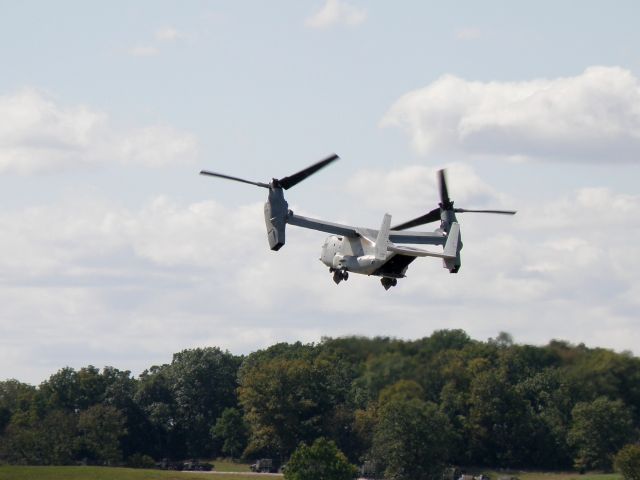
[1,1,639,384]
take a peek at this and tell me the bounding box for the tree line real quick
[1,330,639,475]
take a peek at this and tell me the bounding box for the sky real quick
[1,1,640,384]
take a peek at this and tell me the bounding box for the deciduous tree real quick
[615,444,640,480]
[285,437,357,480]
[212,407,248,458]
[568,397,634,471]
[372,397,452,480]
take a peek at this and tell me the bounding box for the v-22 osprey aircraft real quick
[200,154,516,290]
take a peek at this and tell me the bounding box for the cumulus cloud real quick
[455,27,482,40]
[1,169,639,383]
[517,186,640,230]
[0,195,355,382]
[128,45,159,57]
[348,163,505,215]
[127,26,183,57]
[155,27,182,42]
[0,89,197,174]
[305,0,366,29]
[382,66,640,163]
[344,164,640,356]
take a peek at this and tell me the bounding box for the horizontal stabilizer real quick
[388,244,455,259]
[387,222,459,259]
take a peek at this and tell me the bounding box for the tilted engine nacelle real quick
[264,187,289,251]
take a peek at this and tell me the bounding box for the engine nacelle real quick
[264,187,289,251]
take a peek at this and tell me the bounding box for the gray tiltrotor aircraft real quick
[200,154,515,290]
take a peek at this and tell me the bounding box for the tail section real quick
[443,222,462,273]
[375,213,391,260]
[387,222,460,261]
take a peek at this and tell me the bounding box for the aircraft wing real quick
[286,212,450,247]
[287,212,358,237]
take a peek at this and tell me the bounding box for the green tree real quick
[285,437,357,480]
[466,367,538,467]
[0,409,77,465]
[351,352,418,406]
[38,367,80,411]
[212,407,248,458]
[168,347,242,458]
[615,444,640,480]
[0,420,43,464]
[100,367,150,460]
[134,364,178,459]
[239,356,342,460]
[516,368,574,469]
[568,397,635,471]
[77,404,127,465]
[378,380,424,405]
[0,380,36,434]
[372,397,453,480]
[39,410,78,464]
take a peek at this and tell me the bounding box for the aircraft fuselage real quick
[320,234,395,276]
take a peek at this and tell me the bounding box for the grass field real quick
[0,466,623,480]
[206,459,252,472]
[488,471,621,480]
[0,465,276,480]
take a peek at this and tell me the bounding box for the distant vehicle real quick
[182,459,214,471]
[155,458,213,471]
[360,460,382,479]
[250,458,277,473]
[156,458,183,470]
[201,155,515,289]
[443,467,462,480]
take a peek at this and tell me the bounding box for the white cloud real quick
[155,27,182,42]
[305,0,366,29]
[517,186,640,230]
[117,126,198,168]
[128,26,183,57]
[0,195,349,382]
[348,163,509,215]
[1,169,639,384]
[0,89,197,174]
[455,27,482,40]
[128,45,159,57]
[382,66,640,163]
[346,164,640,356]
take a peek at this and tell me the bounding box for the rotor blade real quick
[391,207,441,230]
[278,153,339,190]
[454,208,517,215]
[199,170,270,189]
[438,169,452,209]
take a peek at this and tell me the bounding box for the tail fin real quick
[375,213,391,260]
[443,222,459,258]
[443,222,461,272]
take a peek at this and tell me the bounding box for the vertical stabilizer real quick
[443,222,462,272]
[375,213,392,260]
